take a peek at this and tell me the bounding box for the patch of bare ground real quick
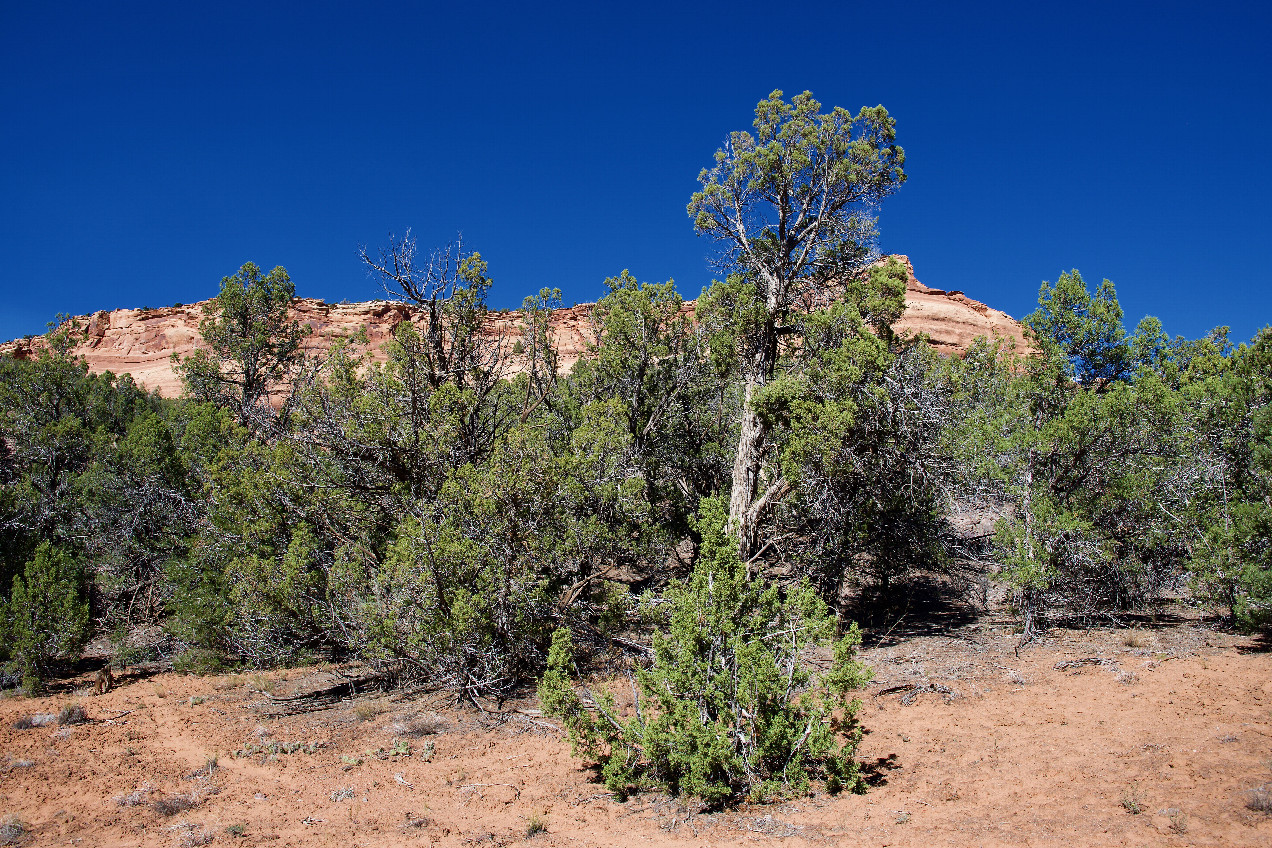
[0,616,1269,846]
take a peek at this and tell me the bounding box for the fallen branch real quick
[459,783,521,798]
[873,682,958,705]
[611,635,653,658]
[261,673,388,716]
[1053,657,1110,670]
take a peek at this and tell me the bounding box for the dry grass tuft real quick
[245,673,275,694]
[11,714,55,730]
[525,813,548,837]
[57,703,90,726]
[0,816,25,846]
[169,821,215,847]
[115,787,152,807]
[1248,785,1272,813]
[388,712,447,737]
[353,701,384,722]
[151,793,200,817]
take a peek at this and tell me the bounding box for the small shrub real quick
[1121,785,1143,815]
[330,787,354,802]
[352,701,383,722]
[225,823,247,837]
[0,816,26,846]
[539,497,872,805]
[525,813,547,836]
[5,543,89,692]
[151,793,199,816]
[389,713,446,737]
[11,714,55,730]
[115,788,151,807]
[57,703,89,726]
[1248,785,1272,813]
[1169,811,1188,834]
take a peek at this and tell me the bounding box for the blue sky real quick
[2,0,1268,346]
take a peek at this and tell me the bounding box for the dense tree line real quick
[2,90,1270,804]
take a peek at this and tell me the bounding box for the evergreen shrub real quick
[539,497,872,805]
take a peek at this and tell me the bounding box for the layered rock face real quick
[0,256,1028,397]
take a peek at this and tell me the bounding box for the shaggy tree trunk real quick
[728,377,767,561]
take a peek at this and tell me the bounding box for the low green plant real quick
[539,497,871,806]
[1121,784,1143,814]
[233,740,324,758]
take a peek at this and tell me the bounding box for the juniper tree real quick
[688,90,906,558]
[177,262,310,431]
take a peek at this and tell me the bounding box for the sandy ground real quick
[1,619,1270,847]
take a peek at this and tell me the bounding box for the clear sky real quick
[2,0,1268,346]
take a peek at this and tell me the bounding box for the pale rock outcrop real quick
[0,257,1029,397]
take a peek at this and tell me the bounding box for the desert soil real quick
[2,617,1270,847]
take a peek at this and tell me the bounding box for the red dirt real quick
[2,621,1269,847]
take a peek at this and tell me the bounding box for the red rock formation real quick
[0,257,1029,397]
[889,255,1030,355]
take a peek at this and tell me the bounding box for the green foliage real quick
[948,272,1254,634]
[571,270,728,540]
[176,261,309,428]
[688,90,905,266]
[540,498,871,806]
[8,97,1272,714]
[1025,270,1133,385]
[1186,329,1272,627]
[3,543,89,691]
[688,90,907,561]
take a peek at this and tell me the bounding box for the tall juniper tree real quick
[687,90,906,557]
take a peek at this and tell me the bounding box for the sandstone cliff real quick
[0,257,1028,396]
